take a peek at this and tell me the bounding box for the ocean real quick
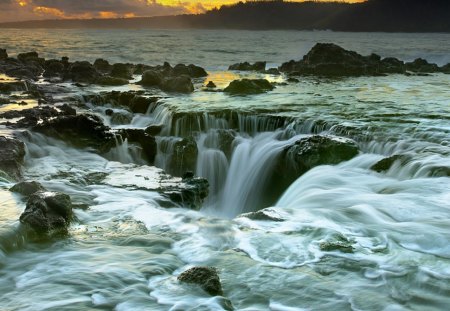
[1,29,450,310]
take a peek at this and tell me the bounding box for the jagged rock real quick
[111,63,133,80]
[380,57,405,74]
[96,76,129,86]
[0,136,26,181]
[371,154,411,172]
[206,81,217,88]
[238,208,284,222]
[168,136,198,176]
[140,70,162,86]
[19,191,73,235]
[224,78,274,95]
[10,181,46,196]
[0,49,8,60]
[229,61,266,71]
[34,114,115,152]
[178,266,223,296]
[160,75,194,93]
[405,58,439,73]
[67,61,99,83]
[93,58,111,73]
[117,129,157,163]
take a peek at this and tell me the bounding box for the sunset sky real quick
[0,0,365,22]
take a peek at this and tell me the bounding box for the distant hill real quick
[1,0,449,32]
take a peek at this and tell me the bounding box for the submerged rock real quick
[224,78,274,95]
[10,181,46,196]
[371,154,411,172]
[19,191,73,236]
[178,266,223,296]
[229,61,266,72]
[0,136,26,181]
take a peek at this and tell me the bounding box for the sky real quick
[0,0,365,23]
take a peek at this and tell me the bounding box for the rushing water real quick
[1,29,450,310]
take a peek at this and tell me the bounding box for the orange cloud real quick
[33,6,65,18]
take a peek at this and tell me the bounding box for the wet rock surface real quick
[178,266,223,296]
[10,181,46,196]
[224,78,274,95]
[229,61,266,72]
[0,136,26,181]
[117,128,158,163]
[19,191,73,236]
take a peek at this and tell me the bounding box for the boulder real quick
[96,76,129,86]
[206,81,216,88]
[117,129,157,163]
[93,58,111,73]
[370,154,411,172]
[224,78,274,95]
[0,136,26,181]
[43,59,65,77]
[67,61,99,83]
[19,191,73,235]
[0,49,8,60]
[111,63,133,80]
[140,70,162,87]
[145,124,164,136]
[440,63,450,74]
[33,114,115,152]
[178,266,223,296]
[128,95,158,114]
[160,75,194,93]
[380,57,405,74]
[187,64,208,78]
[17,51,41,63]
[229,61,266,71]
[237,208,284,222]
[110,111,132,125]
[405,58,439,73]
[10,181,46,196]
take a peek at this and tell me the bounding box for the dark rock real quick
[405,58,439,73]
[96,76,129,86]
[140,70,162,86]
[67,61,99,83]
[43,59,65,77]
[10,181,46,196]
[0,105,74,128]
[110,111,132,125]
[165,177,209,209]
[224,78,274,95]
[187,64,208,78]
[93,59,111,73]
[145,124,164,136]
[371,154,411,172]
[105,108,114,116]
[380,57,405,74]
[0,136,26,181]
[238,208,284,222]
[206,81,216,88]
[17,51,40,63]
[111,63,133,80]
[0,81,29,93]
[229,61,266,71]
[168,136,198,176]
[128,95,158,114]
[19,191,73,235]
[265,68,280,75]
[0,49,8,60]
[160,75,194,93]
[178,266,223,296]
[287,77,300,83]
[0,97,9,105]
[173,63,190,76]
[34,114,115,152]
[117,129,157,163]
[5,67,37,80]
[440,63,450,74]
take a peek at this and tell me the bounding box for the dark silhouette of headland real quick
[0,0,449,32]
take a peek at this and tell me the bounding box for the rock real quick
[0,49,8,60]
[187,64,208,78]
[238,208,284,222]
[287,77,300,83]
[440,63,450,74]
[206,81,216,88]
[160,75,194,93]
[380,57,405,74]
[34,114,115,152]
[93,59,111,73]
[265,68,280,75]
[229,61,266,71]
[165,176,209,209]
[0,81,29,93]
[96,76,129,86]
[10,181,46,196]
[17,51,41,63]
[19,191,73,235]
[370,154,411,172]
[140,70,162,86]
[0,136,26,181]
[128,95,158,114]
[111,63,133,80]
[110,111,132,125]
[67,61,99,83]
[168,136,198,176]
[117,129,157,163]
[320,234,355,253]
[105,108,114,116]
[224,78,274,95]
[43,59,65,77]
[0,104,75,128]
[0,97,9,105]
[405,58,439,73]
[178,266,223,296]
[5,67,37,80]
[145,124,164,136]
